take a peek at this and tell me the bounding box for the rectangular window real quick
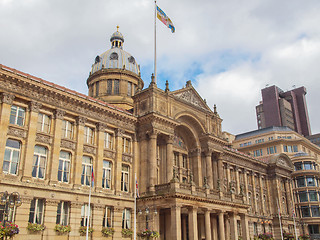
[37,113,51,133]
[296,177,306,187]
[58,151,71,183]
[121,165,129,192]
[122,208,131,229]
[29,198,45,224]
[84,126,94,144]
[114,80,119,95]
[95,82,99,97]
[32,145,47,179]
[288,146,293,152]
[3,139,21,175]
[293,145,298,152]
[304,162,313,170]
[182,155,187,168]
[294,162,303,171]
[122,137,131,154]
[127,82,132,96]
[311,206,320,217]
[174,153,179,167]
[107,80,112,95]
[80,204,92,227]
[81,156,92,186]
[62,120,74,139]
[0,205,15,222]
[283,145,288,152]
[301,206,311,217]
[309,191,318,201]
[10,105,25,126]
[298,191,308,202]
[104,132,113,149]
[102,160,112,189]
[307,177,316,186]
[309,225,320,234]
[103,206,113,227]
[56,201,70,225]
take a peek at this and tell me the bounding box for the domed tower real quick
[87,27,144,110]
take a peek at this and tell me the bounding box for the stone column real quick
[113,207,124,239]
[22,101,42,181]
[217,156,224,186]
[114,129,124,194]
[285,179,293,217]
[148,131,157,191]
[0,93,15,174]
[205,209,212,240]
[212,154,218,189]
[211,215,218,240]
[43,199,60,239]
[182,215,187,240]
[259,176,266,215]
[92,205,104,239]
[243,170,249,203]
[225,214,230,240]
[14,197,32,237]
[72,116,86,187]
[95,123,106,191]
[188,207,198,240]
[205,150,213,189]
[166,135,174,183]
[171,206,181,240]
[229,212,238,240]
[69,202,82,239]
[218,211,225,240]
[48,109,65,184]
[192,149,202,187]
[240,213,250,240]
[226,164,231,186]
[252,173,257,213]
[235,167,240,194]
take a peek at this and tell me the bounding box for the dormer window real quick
[110,52,118,60]
[128,56,135,64]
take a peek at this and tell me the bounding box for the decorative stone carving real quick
[46,199,60,206]
[96,122,107,132]
[173,89,207,109]
[83,145,96,155]
[103,149,115,159]
[36,133,53,144]
[76,116,87,126]
[29,101,42,112]
[122,154,132,163]
[54,109,65,120]
[0,92,15,104]
[8,126,27,138]
[61,139,76,150]
[115,128,124,138]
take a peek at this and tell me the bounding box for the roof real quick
[235,126,294,140]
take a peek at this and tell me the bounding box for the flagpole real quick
[154,0,157,84]
[134,173,137,240]
[277,198,284,240]
[290,182,298,240]
[86,185,91,240]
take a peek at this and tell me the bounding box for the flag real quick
[91,167,94,187]
[156,5,175,33]
[136,179,140,198]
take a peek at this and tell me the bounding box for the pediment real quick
[170,87,211,112]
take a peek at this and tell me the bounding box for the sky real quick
[1,0,319,135]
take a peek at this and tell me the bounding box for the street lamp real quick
[0,191,22,226]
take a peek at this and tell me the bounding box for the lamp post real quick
[0,191,22,226]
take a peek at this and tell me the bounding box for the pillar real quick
[148,131,157,191]
[218,211,225,240]
[171,206,181,240]
[113,207,124,239]
[188,207,198,240]
[48,109,65,183]
[212,155,218,189]
[240,213,250,240]
[182,215,187,240]
[43,199,60,239]
[92,205,104,239]
[229,212,238,240]
[211,216,218,240]
[0,93,15,174]
[217,156,224,189]
[205,210,212,240]
[166,135,173,182]
[225,214,230,240]
[95,123,106,191]
[114,129,124,193]
[285,179,293,217]
[69,202,82,240]
[21,101,42,180]
[235,167,240,194]
[192,149,202,187]
[205,150,213,189]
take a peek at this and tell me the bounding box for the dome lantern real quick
[110,26,124,49]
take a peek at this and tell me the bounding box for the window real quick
[29,198,45,224]
[81,156,92,186]
[309,191,318,201]
[296,177,305,187]
[80,204,92,227]
[62,120,74,139]
[95,82,99,97]
[123,137,131,154]
[114,80,119,95]
[104,132,113,149]
[37,113,51,133]
[56,201,70,225]
[304,162,313,170]
[267,146,276,154]
[58,151,71,183]
[294,162,303,171]
[298,192,308,202]
[283,145,288,152]
[84,126,94,144]
[3,139,21,175]
[311,206,320,217]
[174,153,179,167]
[253,149,262,157]
[102,160,112,189]
[121,165,129,192]
[9,105,25,126]
[122,209,131,229]
[32,146,47,179]
[309,225,320,234]
[107,80,112,95]
[103,206,113,227]
[307,177,316,186]
[293,145,298,152]
[127,82,132,96]
[182,155,187,168]
[0,204,15,222]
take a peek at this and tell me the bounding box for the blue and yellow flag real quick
[156,5,175,33]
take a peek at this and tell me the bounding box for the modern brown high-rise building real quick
[256,85,311,137]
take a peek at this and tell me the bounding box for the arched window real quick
[32,145,47,179]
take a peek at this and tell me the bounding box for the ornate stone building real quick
[234,126,320,239]
[0,29,295,239]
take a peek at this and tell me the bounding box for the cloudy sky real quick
[1,0,319,135]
